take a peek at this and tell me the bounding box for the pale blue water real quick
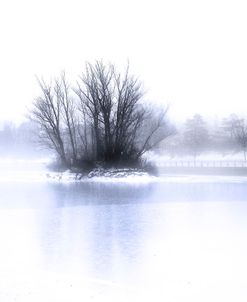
[1,162,247,301]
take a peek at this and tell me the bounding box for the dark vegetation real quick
[29,61,173,171]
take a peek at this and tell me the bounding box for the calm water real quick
[1,163,247,301]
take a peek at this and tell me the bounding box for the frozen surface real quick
[0,159,247,301]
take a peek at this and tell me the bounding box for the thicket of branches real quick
[30,61,173,169]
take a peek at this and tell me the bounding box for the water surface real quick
[1,162,247,301]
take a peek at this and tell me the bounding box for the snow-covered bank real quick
[2,167,247,184]
[45,168,156,183]
[41,170,247,184]
[1,157,247,184]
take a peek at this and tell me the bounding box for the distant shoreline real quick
[159,166,247,176]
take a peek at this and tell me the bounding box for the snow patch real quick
[45,168,157,183]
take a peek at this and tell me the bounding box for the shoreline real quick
[44,167,247,185]
[1,160,247,183]
[45,167,155,183]
[158,166,247,176]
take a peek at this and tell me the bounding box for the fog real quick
[1,0,247,300]
[1,112,246,163]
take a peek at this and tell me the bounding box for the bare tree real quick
[223,114,247,161]
[30,78,67,165]
[30,61,173,169]
[75,62,115,161]
[135,107,173,158]
[75,61,172,166]
[183,114,209,164]
[55,73,79,164]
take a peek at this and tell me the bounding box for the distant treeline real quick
[159,114,247,161]
[0,121,44,158]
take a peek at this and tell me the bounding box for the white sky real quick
[0,0,247,123]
